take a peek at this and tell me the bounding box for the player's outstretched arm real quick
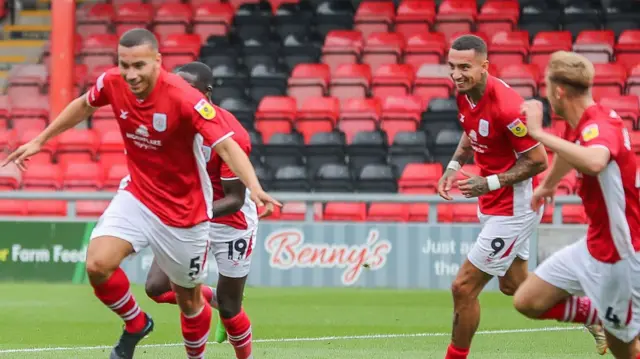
[528,131,609,176]
[1,95,96,169]
[540,155,573,190]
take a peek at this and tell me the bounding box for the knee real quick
[512,289,541,318]
[144,281,165,299]
[217,295,242,319]
[451,279,473,303]
[499,281,517,296]
[86,256,116,280]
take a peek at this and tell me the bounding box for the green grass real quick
[0,283,606,358]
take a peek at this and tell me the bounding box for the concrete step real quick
[3,24,50,41]
[16,10,51,26]
[0,40,46,61]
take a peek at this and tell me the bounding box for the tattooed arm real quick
[497,144,548,187]
[450,132,474,166]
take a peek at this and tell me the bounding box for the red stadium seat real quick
[255,96,296,143]
[99,152,127,173]
[628,64,640,98]
[323,202,367,221]
[99,130,125,155]
[451,203,480,223]
[279,202,323,221]
[354,1,396,39]
[22,163,62,190]
[55,129,99,165]
[629,131,640,154]
[93,119,119,137]
[322,30,364,74]
[408,203,429,222]
[574,30,615,64]
[541,204,554,224]
[63,161,104,190]
[367,203,410,222]
[476,0,519,40]
[592,63,626,102]
[435,0,478,42]
[413,64,454,104]
[398,162,442,193]
[0,129,16,151]
[287,64,330,108]
[104,163,129,190]
[258,203,281,220]
[380,95,423,143]
[81,34,118,71]
[0,163,20,189]
[339,98,382,143]
[26,200,68,217]
[530,31,572,73]
[403,32,446,69]
[114,3,154,35]
[615,30,640,70]
[600,96,639,130]
[395,0,436,37]
[9,64,47,87]
[489,30,529,69]
[329,64,372,106]
[160,34,201,71]
[18,129,56,157]
[77,3,115,36]
[498,64,539,99]
[295,97,340,143]
[192,3,234,38]
[0,95,9,119]
[362,32,405,73]
[76,200,111,217]
[562,204,587,224]
[372,63,415,98]
[154,3,193,39]
[0,200,27,215]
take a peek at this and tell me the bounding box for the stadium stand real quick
[0,0,639,224]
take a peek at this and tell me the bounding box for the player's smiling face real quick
[448,49,488,94]
[118,43,161,98]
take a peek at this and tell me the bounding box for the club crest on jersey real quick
[152,113,167,132]
[195,99,216,120]
[479,119,489,137]
[507,118,528,137]
[582,124,599,142]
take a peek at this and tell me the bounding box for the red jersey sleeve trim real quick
[516,142,541,155]
[211,131,235,147]
[220,177,240,181]
[85,92,98,108]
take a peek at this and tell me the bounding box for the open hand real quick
[456,170,490,198]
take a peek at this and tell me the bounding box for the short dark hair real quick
[451,35,487,56]
[178,62,214,89]
[119,28,158,50]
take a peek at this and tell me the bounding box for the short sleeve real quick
[580,120,620,158]
[500,105,540,154]
[188,98,234,146]
[86,72,110,108]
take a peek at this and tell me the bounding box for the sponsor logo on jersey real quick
[507,118,528,137]
[195,99,216,120]
[581,124,599,142]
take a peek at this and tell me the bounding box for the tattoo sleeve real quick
[497,153,547,188]
[450,133,474,165]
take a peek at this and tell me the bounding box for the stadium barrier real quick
[0,192,586,289]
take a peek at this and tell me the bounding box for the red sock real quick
[445,343,469,359]
[541,296,600,325]
[222,309,253,359]
[151,286,216,309]
[181,303,212,359]
[92,268,147,333]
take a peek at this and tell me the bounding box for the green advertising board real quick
[0,222,95,283]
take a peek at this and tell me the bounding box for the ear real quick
[481,58,490,73]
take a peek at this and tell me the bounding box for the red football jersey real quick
[456,75,541,216]
[86,68,234,228]
[205,108,258,239]
[563,104,640,263]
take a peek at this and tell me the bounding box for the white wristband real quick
[486,174,501,191]
[447,161,461,171]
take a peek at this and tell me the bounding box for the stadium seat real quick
[404,32,446,70]
[421,98,460,139]
[305,131,347,177]
[114,3,154,35]
[488,30,529,70]
[435,0,477,42]
[371,63,415,98]
[26,200,68,217]
[154,3,193,40]
[413,64,453,105]
[295,97,340,143]
[498,64,539,99]
[81,34,118,71]
[329,63,371,105]
[104,163,128,190]
[476,0,519,40]
[339,98,381,144]
[408,203,430,222]
[347,130,388,175]
[313,163,353,192]
[255,96,296,143]
[380,95,423,144]
[529,31,572,73]
[62,161,104,190]
[433,128,462,167]
[398,162,442,193]
[354,1,396,38]
[314,0,356,37]
[287,64,330,108]
[367,203,410,222]
[279,202,323,221]
[573,30,615,64]
[271,165,311,191]
[628,64,640,98]
[160,34,201,71]
[322,30,364,73]
[77,3,115,36]
[323,202,366,221]
[0,199,27,215]
[362,32,405,73]
[562,204,587,224]
[76,200,110,217]
[193,3,235,38]
[55,129,99,166]
[0,163,20,190]
[389,131,432,175]
[356,163,397,193]
[262,132,305,169]
[600,96,639,130]
[395,0,436,38]
[615,30,640,70]
[591,63,627,102]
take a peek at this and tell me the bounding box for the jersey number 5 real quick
[189,256,202,280]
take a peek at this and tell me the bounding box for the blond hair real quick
[546,51,595,97]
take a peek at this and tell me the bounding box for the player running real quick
[513,51,640,359]
[437,35,550,359]
[1,29,281,359]
[144,61,257,358]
